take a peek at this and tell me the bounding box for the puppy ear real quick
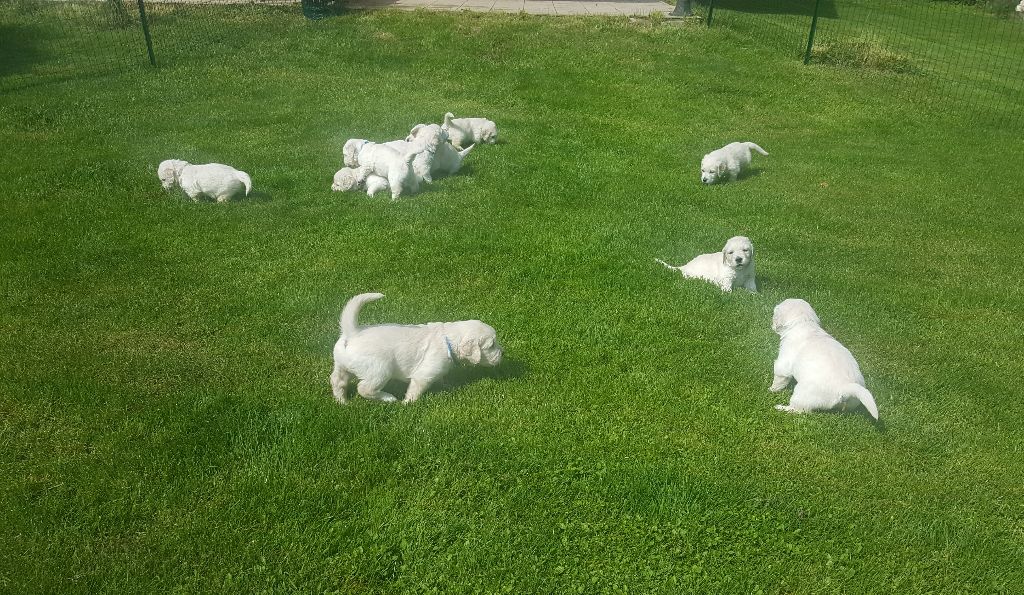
[460,337,482,365]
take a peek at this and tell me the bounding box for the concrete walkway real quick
[347,0,674,16]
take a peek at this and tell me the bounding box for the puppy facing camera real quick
[656,236,757,293]
[329,293,503,405]
[700,141,768,184]
[770,298,879,420]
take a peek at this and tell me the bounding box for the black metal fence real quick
[695,0,1024,126]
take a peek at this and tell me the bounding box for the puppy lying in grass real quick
[330,293,503,405]
[406,123,475,182]
[656,236,757,292]
[442,112,497,150]
[770,298,879,420]
[700,142,768,184]
[158,160,251,202]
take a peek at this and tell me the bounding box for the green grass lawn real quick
[2,5,1023,593]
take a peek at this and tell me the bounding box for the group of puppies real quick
[157,129,877,421]
[333,112,498,200]
[332,139,875,421]
[156,112,498,203]
[650,141,878,420]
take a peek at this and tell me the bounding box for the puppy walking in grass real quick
[656,236,757,293]
[158,160,251,202]
[330,293,503,405]
[700,142,768,184]
[769,299,879,420]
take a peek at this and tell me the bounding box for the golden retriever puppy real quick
[329,293,503,405]
[656,236,757,292]
[770,298,879,420]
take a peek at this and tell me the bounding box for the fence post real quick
[137,0,156,67]
[669,0,692,17]
[803,0,822,65]
[706,0,715,26]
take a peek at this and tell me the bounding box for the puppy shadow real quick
[735,168,764,182]
[435,356,528,392]
[247,190,273,202]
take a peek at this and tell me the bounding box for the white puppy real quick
[700,142,768,184]
[770,299,879,420]
[442,112,497,150]
[329,293,503,405]
[406,124,475,182]
[656,236,757,292]
[331,167,360,192]
[332,168,389,196]
[158,160,251,202]
[363,174,389,197]
[343,139,424,200]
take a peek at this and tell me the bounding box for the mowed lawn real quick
[1,6,1022,593]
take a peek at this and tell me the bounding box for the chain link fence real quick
[693,0,1024,126]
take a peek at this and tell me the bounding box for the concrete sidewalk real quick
[347,0,674,16]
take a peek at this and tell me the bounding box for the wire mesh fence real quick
[693,0,1024,126]
[2,0,1022,125]
[0,0,151,88]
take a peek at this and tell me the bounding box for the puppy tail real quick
[744,142,769,156]
[340,292,384,337]
[236,171,252,196]
[841,384,879,421]
[457,144,475,159]
[654,258,680,272]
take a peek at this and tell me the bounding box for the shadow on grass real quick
[695,0,838,19]
[248,190,273,202]
[436,356,528,392]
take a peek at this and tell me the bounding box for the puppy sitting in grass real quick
[329,293,503,405]
[158,160,251,202]
[770,298,879,420]
[700,142,768,184]
[656,236,757,293]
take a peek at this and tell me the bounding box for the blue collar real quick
[443,336,455,360]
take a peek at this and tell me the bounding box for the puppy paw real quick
[774,404,795,413]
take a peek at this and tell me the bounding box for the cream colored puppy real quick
[656,236,757,292]
[329,293,503,405]
[406,123,475,182]
[700,142,768,184]
[442,112,497,150]
[770,299,879,420]
[332,168,389,196]
[158,160,251,202]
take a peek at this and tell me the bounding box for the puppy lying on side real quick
[158,160,251,202]
[656,236,757,292]
[406,124,475,182]
[770,299,879,420]
[332,168,389,197]
[329,293,503,405]
[442,112,497,150]
[700,142,768,184]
